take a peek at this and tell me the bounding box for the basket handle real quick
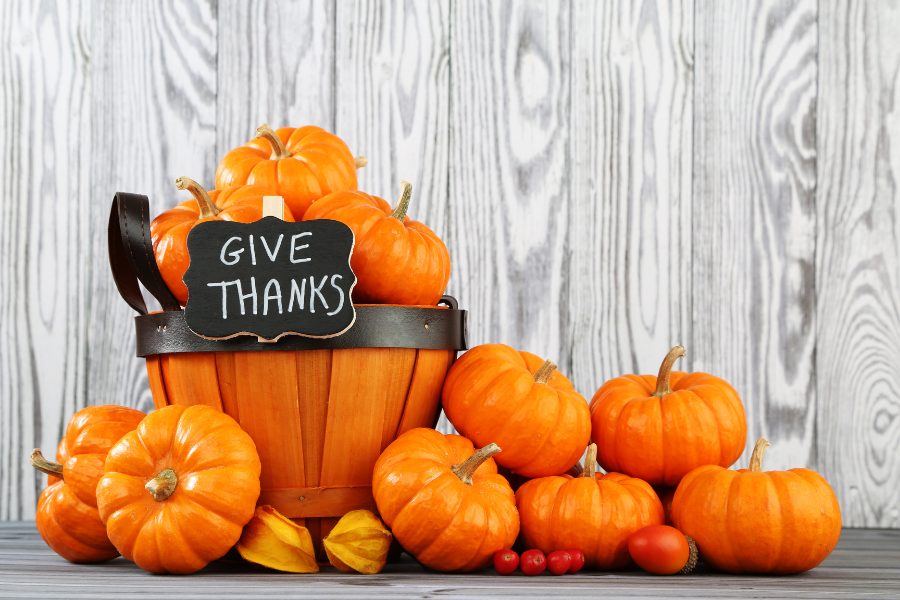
[108,193,182,314]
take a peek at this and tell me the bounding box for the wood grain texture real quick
[692,0,818,471]
[216,0,335,158]
[567,0,694,397]
[0,0,91,520]
[817,0,900,527]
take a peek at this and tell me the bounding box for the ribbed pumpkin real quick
[515,444,664,570]
[303,181,451,305]
[590,346,747,487]
[373,428,519,572]
[215,124,364,220]
[96,404,261,574]
[672,438,842,574]
[441,344,590,478]
[151,177,296,305]
[30,405,145,563]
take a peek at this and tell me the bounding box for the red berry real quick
[566,549,586,574]
[493,549,519,575]
[546,550,572,575]
[520,549,546,576]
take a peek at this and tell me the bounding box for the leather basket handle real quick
[108,193,182,314]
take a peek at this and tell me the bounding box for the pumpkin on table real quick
[590,346,747,487]
[216,124,365,220]
[303,180,451,305]
[372,428,519,572]
[30,405,145,563]
[441,344,590,478]
[151,176,296,305]
[96,404,262,574]
[515,444,664,570]
[671,437,842,574]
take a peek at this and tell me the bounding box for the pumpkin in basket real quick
[216,124,365,220]
[151,177,296,305]
[515,444,664,570]
[30,405,145,563]
[373,428,519,572]
[672,438,842,574]
[441,344,590,478]
[303,181,451,305]
[590,346,747,487]
[96,404,261,574]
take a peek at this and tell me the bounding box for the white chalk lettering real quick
[260,234,284,262]
[220,237,244,265]
[234,277,258,315]
[290,232,312,263]
[309,275,329,313]
[327,275,344,316]
[207,280,240,318]
[263,279,283,315]
[288,278,306,312]
[249,234,257,265]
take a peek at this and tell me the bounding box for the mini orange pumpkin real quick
[441,344,591,478]
[151,177,296,305]
[215,124,365,220]
[372,428,519,572]
[671,438,842,574]
[30,405,145,563]
[303,181,451,305]
[96,404,261,574]
[590,346,747,487]
[515,444,664,570]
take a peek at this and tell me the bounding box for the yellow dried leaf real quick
[323,510,392,574]
[237,505,319,573]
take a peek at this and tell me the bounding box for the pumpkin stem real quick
[146,468,178,501]
[452,443,501,486]
[175,176,220,219]
[749,437,770,472]
[390,181,413,221]
[256,123,292,161]
[30,449,64,480]
[581,444,598,479]
[533,360,557,384]
[354,156,368,169]
[653,346,686,397]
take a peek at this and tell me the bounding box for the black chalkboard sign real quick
[182,217,356,341]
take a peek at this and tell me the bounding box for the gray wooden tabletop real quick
[1,523,897,599]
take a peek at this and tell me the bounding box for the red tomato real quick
[546,551,571,575]
[520,549,546,576]
[628,525,690,575]
[493,549,519,575]
[566,549,585,574]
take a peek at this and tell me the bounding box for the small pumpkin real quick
[215,124,365,220]
[671,438,842,574]
[303,181,451,305]
[590,346,747,487]
[441,344,591,478]
[30,405,145,563]
[373,428,519,572]
[515,444,665,570]
[151,177,296,305]
[96,404,262,574]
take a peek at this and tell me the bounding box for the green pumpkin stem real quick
[176,176,220,219]
[391,181,413,221]
[749,437,770,472]
[581,443,598,479]
[30,449,64,480]
[452,443,501,486]
[653,346,686,397]
[146,468,178,501]
[256,123,292,161]
[533,360,557,384]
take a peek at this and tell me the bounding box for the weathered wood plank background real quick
[1,0,898,528]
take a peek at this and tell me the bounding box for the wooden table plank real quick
[1,523,896,599]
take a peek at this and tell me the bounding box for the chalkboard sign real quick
[182,217,356,341]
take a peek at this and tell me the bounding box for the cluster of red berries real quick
[493,548,585,576]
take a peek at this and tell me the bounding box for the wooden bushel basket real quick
[108,193,467,558]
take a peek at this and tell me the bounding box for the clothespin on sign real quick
[258,196,285,342]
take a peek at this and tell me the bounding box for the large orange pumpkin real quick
[373,428,519,572]
[96,404,262,574]
[30,405,145,563]
[151,177,296,305]
[215,124,364,220]
[303,181,451,305]
[441,344,590,478]
[515,444,664,570]
[590,346,747,487]
[671,438,842,574]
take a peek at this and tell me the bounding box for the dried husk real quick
[323,510,393,574]
[237,505,318,573]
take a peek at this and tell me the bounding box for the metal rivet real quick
[298,496,305,501]
[424,323,429,329]
[163,325,167,331]
[157,325,162,331]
